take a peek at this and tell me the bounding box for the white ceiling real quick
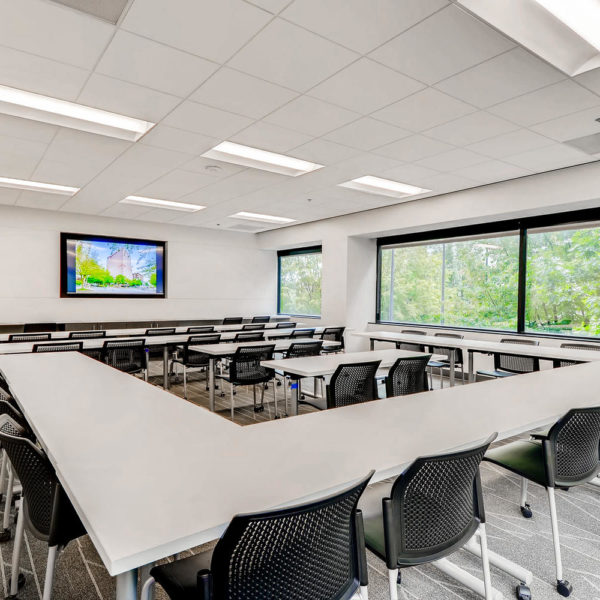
[0,0,600,232]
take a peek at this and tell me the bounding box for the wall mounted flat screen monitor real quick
[61,233,166,298]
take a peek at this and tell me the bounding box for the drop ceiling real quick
[1,0,600,232]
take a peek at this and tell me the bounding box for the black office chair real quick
[553,342,600,368]
[32,342,83,353]
[171,334,221,397]
[251,316,270,323]
[275,321,297,329]
[428,332,464,388]
[187,326,215,334]
[144,328,176,364]
[485,407,600,597]
[8,333,51,343]
[301,361,381,411]
[101,339,148,380]
[234,331,265,342]
[385,355,431,397]
[222,317,243,325]
[0,415,87,600]
[289,327,316,339]
[242,323,265,331]
[395,329,427,353]
[360,435,497,600]
[320,326,345,354]
[142,470,373,600]
[219,345,276,420]
[477,338,540,379]
[68,330,107,339]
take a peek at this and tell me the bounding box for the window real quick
[278,246,322,316]
[377,208,600,339]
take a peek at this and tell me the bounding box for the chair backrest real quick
[397,330,428,352]
[187,326,215,334]
[69,330,107,339]
[145,328,176,336]
[401,329,427,336]
[181,334,221,364]
[251,316,270,323]
[291,328,316,338]
[389,434,496,566]
[431,332,463,363]
[223,317,243,325]
[286,340,324,359]
[276,322,297,329]
[242,323,265,330]
[229,345,275,385]
[326,361,381,409]
[33,342,83,353]
[386,355,431,397]
[234,331,265,342]
[495,338,539,373]
[322,327,346,350]
[102,339,146,372]
[546,407,600,487]
[8,332,51,343]
[554,342,600,368]
[210,471,373,600]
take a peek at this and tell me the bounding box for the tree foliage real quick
[279,253,322,315]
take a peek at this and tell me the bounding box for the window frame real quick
[277,245,323,318]
[375,207,600,340]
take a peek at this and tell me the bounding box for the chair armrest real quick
[382,497,398,570]
[354,510,368,587]
[197,570,213,600]
[530,428,550,440]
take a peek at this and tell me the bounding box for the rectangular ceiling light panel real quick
[120,196,205,212]
[338,175,430,199]
[230,211,296,224]
[0,176,79,195]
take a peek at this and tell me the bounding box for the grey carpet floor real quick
[1,364,599,599]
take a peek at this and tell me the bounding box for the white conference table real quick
[261,348,430,416]
[1,352,599,599]
[354,330,600,385]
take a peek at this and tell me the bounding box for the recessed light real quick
[120,196,205,212]
[230,211,296,224]
[0,85,155,142]
[202,142,323,176]
[0,176,79,196]
[338,176,430,199]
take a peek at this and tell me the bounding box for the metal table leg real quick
[449,351,456,387]
[139,563,155,600]
[370,338,375,351]
[209,358,215,412]
[116,569,138,600]
[162,345,169,390]
[290,380,300,416]
[468,351,475,383]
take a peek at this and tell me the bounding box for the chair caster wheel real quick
[8,572,26,590]
[254,406,265,413]
[516,583,531,600]
[397,572,402,585]
[274,415,280,419]
[520,504,532,518]
[300,394,305,400]
[557,580,572,597]
[0,527,11,542]
[276,381,282,386]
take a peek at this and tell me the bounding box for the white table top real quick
[261,348,429,377]
[1,352,599,577]
[193,338,340,357]
[354,330,600,362]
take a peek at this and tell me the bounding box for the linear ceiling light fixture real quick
[120,196,205,212]
[0,85,155,141]
[230,211,296,224]
[202,142,324,176]
[0,176,79,196]
[338,175,430,199]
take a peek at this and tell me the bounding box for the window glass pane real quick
[525,224,600,337]
[380,233,519,330]
[279,251,322,316]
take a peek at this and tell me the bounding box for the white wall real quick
[0,205,276,324]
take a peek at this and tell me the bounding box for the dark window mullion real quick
[517,226,528,333]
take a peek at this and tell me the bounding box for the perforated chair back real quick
[229,345,275,385]
[321,327,346,349]
[210,470,373,600]
[181,334,221,366]
[401,329,427,336]
[251,316,270,323]
[431,332,463,364]
[242,324,265,330]
[187,326,215,334]
[102,339,146,373]
[286,340,323,358]
[326,361,381,409]
[33,342,83,353]
[495,338,539,374]
[0,400,31,438]
[554,342,600,368]
[234,331,265,342]
[276,322,297,329]
[389,434,496,566]
[8,333,51,343]
[223,317,243,325]
[386,355,431,397]
[145,328,176,336]
[546,407,600,487]
[291,328,316,338]
[69,330,106,339]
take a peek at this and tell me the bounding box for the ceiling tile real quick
[0,189,19,206]
[16,190,66,211]
[420,172,480,192]
[31,158,98,188]
[180,156,246,178]
[77,74,181,123]
[230,121,312,152]
[191,68,298,119]
[436,48,565,108]
[0,135,48,179]
[132,207,184,223]
[245,0,291,14]
[453,160,532,184]
[281,0,447,54]
[121,0,271,63]
[530,106,600,142]
[425,111,518,146]
[504,143,592,171]
[0,0,114,69]
[290,139,359,165]
[309,58,424,114]
[380,163,442,187]
[139,125,217,155]
[488,80,600,127]
[96,31,217,97]
[0,46,89,101]
[162,101,253,138]
[415,148,488,172]
[137,169,216,199]
[575,69,600,96]
[324,117,410,151]
[372,88,476,132]
[265,95,359,137]
[101,203,154,219]
[374,134,452,162]
[0,114,57,144]
[369,5,514,85]
[228,19,358,92]
[466,129,556,159]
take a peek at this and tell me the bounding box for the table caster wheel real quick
[0,527,11,542]
[397,572,402,585]
[276,381,282,386]
[520,503,532,518]
[516,583,531,600]
[254,405,264,413]
[557,580,572,597]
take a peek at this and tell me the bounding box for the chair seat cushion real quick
[358,481,392,562]
[477,369,515,378]
[151,549,213,600]
[484,440,549,487]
